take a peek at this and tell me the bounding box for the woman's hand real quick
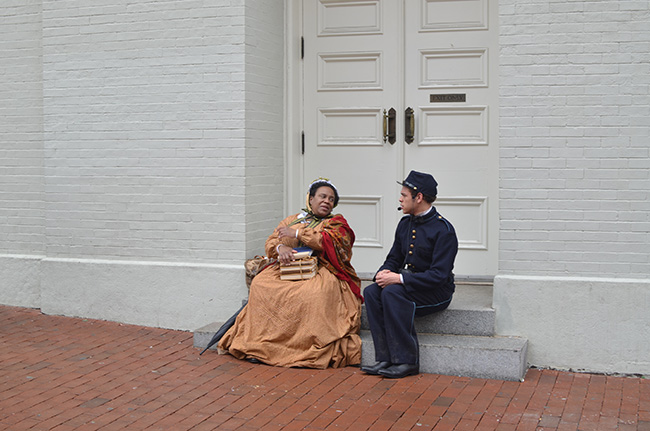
[277,244,296,265]
[276,226,297,239]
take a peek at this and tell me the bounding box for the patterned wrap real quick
[319,215,362,301]
[272,213,362,302]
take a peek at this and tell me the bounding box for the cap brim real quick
[397,180,418,191]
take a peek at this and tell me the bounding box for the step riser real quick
[360,331,528,381]
[196,325,528,381]
[193,321,224,352]
[360,305,495,336]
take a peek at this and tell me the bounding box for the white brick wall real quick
[243,0,285,256]
[40,0,263,265]
[2,1,285,325]
[499,0,650,278]
[0,0,44,255]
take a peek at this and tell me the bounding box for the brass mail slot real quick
[430,94,466,103]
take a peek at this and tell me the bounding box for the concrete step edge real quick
[360,330,528,381]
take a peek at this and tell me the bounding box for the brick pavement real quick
[1,305,648,431]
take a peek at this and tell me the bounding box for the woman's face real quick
[309,186,336,218]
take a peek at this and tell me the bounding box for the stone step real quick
[360,330,528,381]
[194,280,528,381]
[360,281,496,336]
[194,321,227,353]
[194,283,494,352]
[195,324,527,381]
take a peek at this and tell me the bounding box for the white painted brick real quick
[3,0,648,308]
[500,0,650,278]
[3,1,278,266]
[0,1,44,255]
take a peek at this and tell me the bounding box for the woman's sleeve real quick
[265,215,300,258]
[296,226,324,251]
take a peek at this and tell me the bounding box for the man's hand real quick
[375,269,401,288]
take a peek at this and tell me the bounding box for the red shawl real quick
[319,214,363,302]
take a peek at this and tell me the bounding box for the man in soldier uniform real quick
[361,170,458,378]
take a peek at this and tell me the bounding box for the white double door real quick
[299,0,498,276]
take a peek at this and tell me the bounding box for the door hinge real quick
[301,132,305,155]
[301,36,304,59]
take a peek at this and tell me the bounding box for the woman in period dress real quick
[218,178,363,369]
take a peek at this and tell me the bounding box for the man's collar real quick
[415,205,433,217]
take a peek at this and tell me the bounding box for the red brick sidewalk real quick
[1,305,648,431]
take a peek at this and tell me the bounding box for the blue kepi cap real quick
[398,170,438,197]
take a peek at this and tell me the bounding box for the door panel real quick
[303,0,402,271]
[421,0,488,31]
[403,0,498,275]
[318,52,383,90]
[419,106,487,146]
[317,0,383,35]
[420,49,488,88]
[301,0,498,276]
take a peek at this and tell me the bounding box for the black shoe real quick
[246,357,261,364]
[360,361,392,375]
[377,363,419,379]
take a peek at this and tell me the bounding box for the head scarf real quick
[290,177,338,228]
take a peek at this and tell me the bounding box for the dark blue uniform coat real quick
[364,207,458,365]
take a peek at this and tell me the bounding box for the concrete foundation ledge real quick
[493,274,650,375]
[0,254,43,309]
[40,258,247,331]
